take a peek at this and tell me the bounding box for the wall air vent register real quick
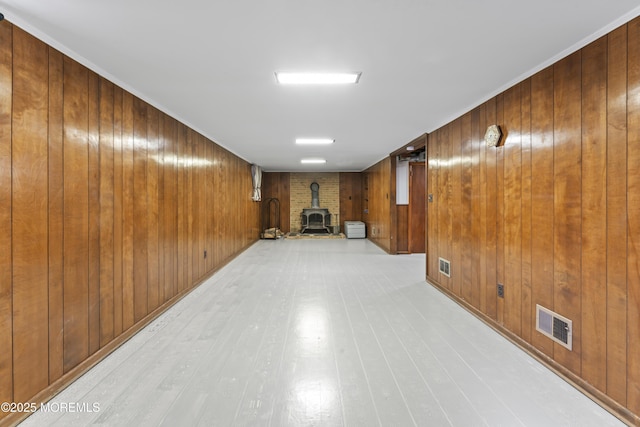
[438,257,451,277]
[536,304,572,351]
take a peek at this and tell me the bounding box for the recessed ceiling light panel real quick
[276,72,361,85]
[300,158,327,164]
[296,138,335,145]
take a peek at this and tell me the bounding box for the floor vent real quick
[536,304,572,350]
[438,257,451,277]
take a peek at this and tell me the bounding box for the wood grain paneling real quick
[460,114,472,301]
[261,172,291,233]
[88,71,101,356]
[425,16,640,425]
[0,21,12,406]
[530,66,555,358]
[408,163,425,254]
[627,16,640,414]
[427,133,438,279]
[113,86,124,337]
[396,205,408,253]
[48,47,64,383]
[147,105,160,312]
[580,36,607,391]
[339,172,362,224]
[363,157,393,253]
[503,84,522,336]
[477,103,488,314]
[11,27,50,402]
[0,22,260,424]
[122,91,135,330]
[63,56,90,373]
[451,118,462,296]
[133,97,148,322]
[606,24,628,406]
[520,79,532,344]
[484,98,498,320]
[470,108,481,310]
[553,52,582,375]
[99,78,115,347]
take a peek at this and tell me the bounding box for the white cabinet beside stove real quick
[344,221,366,239]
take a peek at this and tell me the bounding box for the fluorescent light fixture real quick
[296,138,335,145]
[276,72,361,85]
[300,158,327,164]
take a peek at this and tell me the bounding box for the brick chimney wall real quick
[290,173,340,232]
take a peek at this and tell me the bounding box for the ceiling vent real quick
[536,304,572,350]
[438,257,451,277]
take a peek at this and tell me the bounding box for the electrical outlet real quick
[497,283,504,298]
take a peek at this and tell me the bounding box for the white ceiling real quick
[1,1,639,172]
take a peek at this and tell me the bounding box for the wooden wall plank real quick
[121,91,135,331]
[438,126,451,290]
[133,97,148,322]
[62,56,90,373]
[451,118,462,296]
[47,47,65,383]
[177,124,187,291]
[99,78,115,347]
[408,162,425,254]
[627,16,640,413]
[530,66,555,357]
[186,129,194,286]
[520,79,533,344]
[205,138,214,273]
[88,71,101,356]
[147,105,160,312]
[0,20,12,409]
[503,84,522,337]
[553,52,582,374]
[165,115,178,300]
[339,172,363,224]
[484,98,497,320]
[495,94,505,325]
[470,108,481,309]
[396,205,408,253]
[427,132,438,280]
[113,86,124,336]
[580,36,608,392]
[198,135,206,279]
[606,24,628,406]
[460,113,473,302]
[213,143,223,267]
[12,27,50,401]
[477,104,487,313]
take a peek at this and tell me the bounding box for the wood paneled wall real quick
[0,23,260,424]
[261,172,291,233]
[426,17,640,424]
[363,157,394,253]
[339,172,363,224]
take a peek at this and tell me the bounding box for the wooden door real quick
[409,162,426,253]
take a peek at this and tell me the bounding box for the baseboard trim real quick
[1,239,259,427]
[425,275,638,427]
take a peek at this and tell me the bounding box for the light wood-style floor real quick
[21,239,622,426]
